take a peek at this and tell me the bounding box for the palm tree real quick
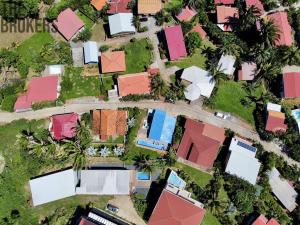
[133,153,156,173]
[76,121,92,149]
[64,140,88,170]
[132,16,141,31]
[239,6,260,32]
[279,45,300,66]
[100,146,110,157]
[254,62,280,87]
[259,20,280,48]
[151,75,166,98]
[186,0,203,9]
[250,44,274,65]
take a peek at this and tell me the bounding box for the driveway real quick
[108,195,147,225]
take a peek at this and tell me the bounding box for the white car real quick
[215,112,231,120]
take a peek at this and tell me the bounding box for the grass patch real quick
[202,211,222,225]
[77,11,94,29]
[16,32,54,66]
[91,22,106,41]
[60,67,100,100]
[209,80,264,124]
[124,39,153,74]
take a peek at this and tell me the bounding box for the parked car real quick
[140,17,148,22]
[106,204,119,213]
[215,112,231,120]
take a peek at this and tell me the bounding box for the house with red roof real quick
[101,51,126,73]
[267,12,293,46]
[216,6,239,32]
[215,0,235,5]
[265,103,287,133]
[177,119,225,170]
[252,215,280,225]
[53,8,84,41]
[14,76,60,112]
[117,72,152,97]
[246,0,265,15]
[176,6,197,22]
[164,25,187,61]
[283,72,300,98]
[190,24,207,39]
[107,0,131,14]
[50,113,79,141]
[148,185,206,225]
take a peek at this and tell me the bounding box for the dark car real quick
[140,17,148,22]
[106,204,119,213]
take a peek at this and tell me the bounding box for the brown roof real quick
[177,119,225,170]
[138,0,162,14]
[101,51,126,73]
[117,72,152,97]
[92,109,127,140]
[91,0,107,10]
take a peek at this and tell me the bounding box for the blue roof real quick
[148,109,176,144]
[83,41,99,64]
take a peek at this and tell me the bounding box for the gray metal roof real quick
[108,13,136,36]
[83,41,99,64]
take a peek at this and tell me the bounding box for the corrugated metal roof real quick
[84,41,99,64]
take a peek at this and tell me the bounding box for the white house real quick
[108,13,136,36]
[218,54,236,76]
[225,137,261,185]
[83,41,99,64]
[268,168,298,212]
[43,64,64,76]
[181,66,215,101]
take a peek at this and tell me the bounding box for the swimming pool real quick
[292,109,300,134]
[167,171,186,189]
[137,139,167,151]
[136,171,151,180]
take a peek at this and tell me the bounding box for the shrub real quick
[139,26,148,33]
[1,95,17,112]
[185,32,201,55]
[32,101,56,110]
[16,61,29,78]
[76,29,92,42]
[99,45,110,52]
[43,0,55,5]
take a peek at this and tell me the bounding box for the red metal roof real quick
[107,0,131,14]
[148,190,206,225]
[164,25,187,61]
[14,76,59,111]
[51,113,79,141]
[283,72,300,98]
[53,8,84,41]
[245,0,264,14]
[176,6,197,22]
[177,119,225,170]
[267,12,293,46]
[215,0,235,5]
[252,215,280,225]
[217,5,239,24]
[265,111,287,133]
[190,24,207,39]
[78,218,97,225]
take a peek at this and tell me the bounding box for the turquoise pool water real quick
[167,171,186,189]
[292,109,300,133]
[136,171,151,180]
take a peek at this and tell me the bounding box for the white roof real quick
[229,136,257,158]
[45,65,64,75]
[76,170,130,195]
[218,54,236,75]
[83,41,99,63]
[267,102,282,112]
[181,66,215,100]
[225,150,261,185]
[108,13,136,36]
[268,168,298,212]
[29,169,76,206]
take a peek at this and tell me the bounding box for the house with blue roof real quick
[137,109,177,151]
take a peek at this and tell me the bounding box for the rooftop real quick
[101,51,126,73]
[91,0,107,10]
[238,62,256,81]
[214,0,235,5]
[83,41,99,64]
[218,54,236,75]
[117,72,152,97]
[265,111,287,133]
[252,215,280,225]
[107,0,131,14]
[53,8,84,40]
[283,72,300,98]
[108,13,136,36]
[245,0,265,14]
[164,25,187,61]
[190,24,207,39]
[51,113,79,141]
[138,0,162,14]
[216,5,239,24]
[176,6,197,22]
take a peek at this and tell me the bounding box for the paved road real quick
[0,100,299,167]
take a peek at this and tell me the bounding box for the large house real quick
[50,113,79,141]
[267,12,293,46]
[265,103,287,133]
[283,72,300,98]
[225,137,261,185]
[216,5,239,32]
[29,168,132,206]
[148,184,206,225]
[138,0,162,15]
[92,109,127,141]
[181,66,215,101]
[14,76,60,112]
[108,13,136,36]
[101,51,126,73]
[252,214,280,225]
[53,8,84,41]
[117,72,152,97]
[177,119,225,170]
[164,25,187,61]
[268,168,298,212]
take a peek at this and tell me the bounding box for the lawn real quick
[202,211,222,225]
[60,67,101,100]
[168,40,214,69]
[16,32,54,66]
[77,11,94,29]
[91,22,106,41]
[124,38,153,74]
[209,80,264,125]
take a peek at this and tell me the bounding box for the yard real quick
[91,22,106,41]
[209,80,264,125]
[16,32,54,66]
[77,11,94,29]
[60,67,101,100]
[124,38,153,74]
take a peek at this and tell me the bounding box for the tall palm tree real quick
[76,121,92,149]
[254,62,280,87]
[133,153,156,173]
[259,20,280,48]
[64,140,88,170]
[132,16,141,31]
[186,0,203,9]
[151,75,166,98]
[207,61,229,85]
[239,6,260,32]
[279,45,300,66]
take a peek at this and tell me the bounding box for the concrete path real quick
[260,1,300,17]
[1,100,299,167]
